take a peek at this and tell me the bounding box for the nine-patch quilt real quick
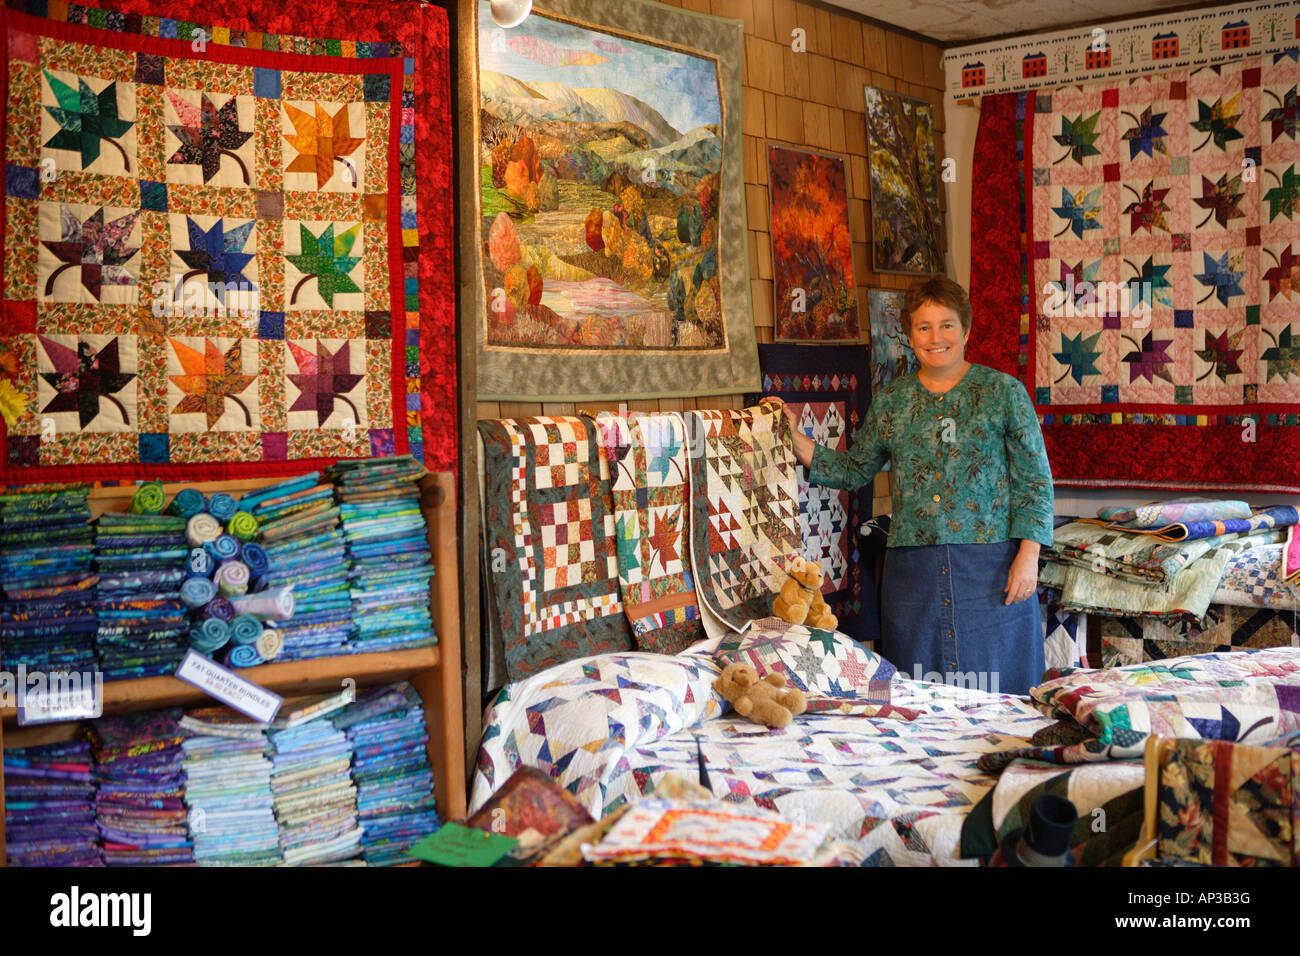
[0,0,456,480]
[478,416,633,681]
[746,344,875,643]
[970,54,1300,493]
[594,411,701,655]
[686,402,801,636]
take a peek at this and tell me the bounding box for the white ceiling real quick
[824,0,1220,45]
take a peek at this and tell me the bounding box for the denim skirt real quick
[881,540,1043,697]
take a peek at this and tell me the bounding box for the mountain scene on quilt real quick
[477,1,726,350]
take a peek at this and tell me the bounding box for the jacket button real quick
[932,494,941,502]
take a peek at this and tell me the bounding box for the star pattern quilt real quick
[594,411,702,655]
[746,344,875,643]
[686,402,801,637]
[970,53,1300,493]
[0,0,456,480]
[1099,604,1299,667]
[469,641,1055,866]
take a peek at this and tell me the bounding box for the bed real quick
[470,634,1059,866]
[470,635,1300,866]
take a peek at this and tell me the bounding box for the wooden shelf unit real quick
[0,470,465,864]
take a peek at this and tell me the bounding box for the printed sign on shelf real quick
[174,649,283,723]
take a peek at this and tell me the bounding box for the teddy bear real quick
[772,556,838,632]
[714,661,808,729]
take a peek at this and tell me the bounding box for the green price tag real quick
[407,822,520,867]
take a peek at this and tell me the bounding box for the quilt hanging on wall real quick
[744,345,876,643]
[969,53,1300,493]
[472,0,759,400]
[0,0,456,482]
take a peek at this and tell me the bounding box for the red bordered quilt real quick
[0,0,455,482]
[970,53,1300,493]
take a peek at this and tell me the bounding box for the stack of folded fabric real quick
[87,709,192,866]
[93,482,191,679]
[2,740,100,866]
[268,692,362,865]
[332,682,440,865]
[328,457,437,654]
[0,483,97,676]
[247,472,352,662]
[180,707,282,866]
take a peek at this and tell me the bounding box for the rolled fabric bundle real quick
[228,585,295,621]
[167,487,207,519]
[180,576,218,609]
[226,510,259,542]
[206,533,241,562]
[254,626,283,662]
[240,542,269,581]
[228,614,263,646]
[189,618,231,654]
[225,644,263,668]
[215,560,250,597]
[130,480,167,515]
[201,596,235,623]
[207,492,238,522]
[186,514,222,548]
[186,547,214,579]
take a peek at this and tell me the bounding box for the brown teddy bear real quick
[772,556,838,632]
[714,662,808,729]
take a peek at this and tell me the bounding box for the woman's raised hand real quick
[762,396,814,469]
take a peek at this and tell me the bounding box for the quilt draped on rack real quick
[685,402,801,637]
[478,416,633,681]
[969,52,1300,494]
[0,0,456,480]
[593,410,701,655]
[745,344,876,643]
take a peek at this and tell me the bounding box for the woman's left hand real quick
[1004,549,1039,605]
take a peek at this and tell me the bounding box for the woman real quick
[772,276,1054,696]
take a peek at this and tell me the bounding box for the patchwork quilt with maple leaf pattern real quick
[969,51,1300,492]
[0,0,455,479]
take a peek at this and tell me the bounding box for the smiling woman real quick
[774,276,1055,696]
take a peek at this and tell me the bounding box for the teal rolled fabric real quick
[225,644,263,668]
[190,618,231,654]
[229,615,263,646]
[168,487,207,519]
[208,492,238,522]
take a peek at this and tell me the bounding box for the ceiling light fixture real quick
[490,0,532,29]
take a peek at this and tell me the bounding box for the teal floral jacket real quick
[810,364,1054,547]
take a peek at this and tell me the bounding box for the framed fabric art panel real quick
[0,0,456,482]
[471,0,759,401]
[765,144,859,343]
[863,85,943,275]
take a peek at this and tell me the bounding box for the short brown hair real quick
[901,275,972,336]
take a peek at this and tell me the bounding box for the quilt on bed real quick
[470,645,1054,866]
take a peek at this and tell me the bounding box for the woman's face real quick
[907,301,969,376]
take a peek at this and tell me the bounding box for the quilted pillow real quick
[714,617,894,703]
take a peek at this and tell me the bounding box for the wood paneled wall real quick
[476,0,948,518]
